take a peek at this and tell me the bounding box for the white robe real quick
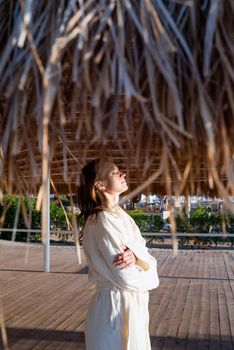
[82,207,159,350]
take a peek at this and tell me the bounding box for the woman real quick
[78,159,159,350]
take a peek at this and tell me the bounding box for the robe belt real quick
[96,281,114,290]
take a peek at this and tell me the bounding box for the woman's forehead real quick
[105,162,118,171]
[96,160,117,178]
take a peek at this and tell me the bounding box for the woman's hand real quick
[113,244,137,269]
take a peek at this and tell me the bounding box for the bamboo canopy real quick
[0,0,234,199]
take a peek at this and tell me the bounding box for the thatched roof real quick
[0,0,234,200]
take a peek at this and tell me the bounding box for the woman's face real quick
[96,162,128,195]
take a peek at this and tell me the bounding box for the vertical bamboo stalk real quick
[24,195,32,264]
[68,183,81,265]
[0,300,8,350]
[11,197,20,241]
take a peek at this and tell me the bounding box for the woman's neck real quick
[104,192,120,211]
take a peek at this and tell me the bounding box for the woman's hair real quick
[77,158,110,224]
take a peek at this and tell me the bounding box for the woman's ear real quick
[95,180,106,192]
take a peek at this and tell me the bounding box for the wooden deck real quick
[0,240,234,350]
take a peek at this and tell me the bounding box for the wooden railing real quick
[0,228,234,238]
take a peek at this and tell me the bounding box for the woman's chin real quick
[122,184,128,192]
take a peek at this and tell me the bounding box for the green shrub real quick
[127,210,164,243]
[50,201,72,230]
[0,195,72,241]
[175,205,233,247]
[127,210,163,232]
[0,196,41,241]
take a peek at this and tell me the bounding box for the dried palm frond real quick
[0,0,233,201]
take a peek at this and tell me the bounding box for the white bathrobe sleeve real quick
[123,214,156,271]
[95,212,159,292]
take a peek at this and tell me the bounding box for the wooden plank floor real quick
[0,240,234,350]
